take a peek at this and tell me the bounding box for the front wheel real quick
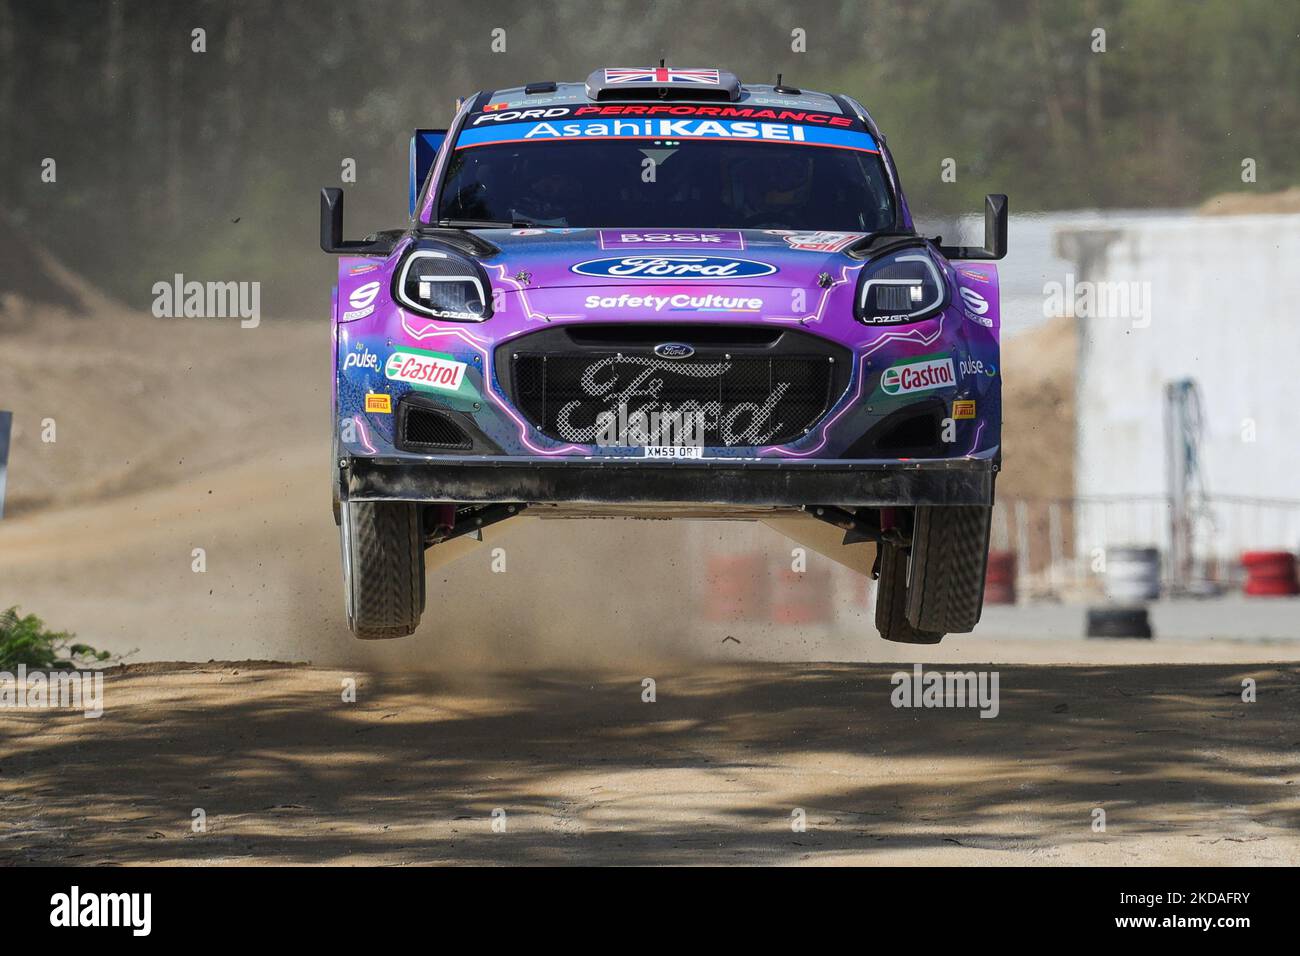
[874,542,945,644]
[905,504,992,634]
[340,500,426,639]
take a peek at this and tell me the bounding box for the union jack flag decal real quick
[604,67,721,86]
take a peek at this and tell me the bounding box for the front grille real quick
[498,327,850,448]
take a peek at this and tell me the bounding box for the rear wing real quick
[409,129,447,218]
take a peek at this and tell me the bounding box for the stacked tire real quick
[984,550,1017,605]
[1087,546,1160,640]
[772,569,833,625]
[1086,605,1153,639]
[703,554,767,622]
[1105,546,1161,602]
[1241,551,1300,597]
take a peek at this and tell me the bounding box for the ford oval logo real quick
[653,342,695,360]
[570,255,778,280]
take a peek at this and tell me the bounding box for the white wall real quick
[1063,214,1300,552]
[915,208,1190,337]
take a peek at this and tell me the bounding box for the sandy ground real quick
[2,310,1298,865]
[2,661,1297,866]
[3,442,1297,669]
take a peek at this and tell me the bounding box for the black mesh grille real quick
[510,352,838,447]
[400,405,472,451]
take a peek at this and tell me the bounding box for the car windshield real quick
[436,138,897,231]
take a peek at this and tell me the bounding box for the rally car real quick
[321,67,1007,643]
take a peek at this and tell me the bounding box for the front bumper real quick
[344,454,997,507]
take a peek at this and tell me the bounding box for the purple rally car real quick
[321,67,1007,644]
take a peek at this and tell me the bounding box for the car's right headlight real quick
[855,246,948,325]
[395,248,492,322]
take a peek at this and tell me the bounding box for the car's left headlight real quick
[395,249,492,322]
[855,246,947,325]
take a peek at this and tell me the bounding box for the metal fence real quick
[992,494,1300,598]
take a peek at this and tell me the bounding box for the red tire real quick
[984,550,1017,605]
[772,568,832,625]
[703,554,767,621]
[1241,551,1299,596]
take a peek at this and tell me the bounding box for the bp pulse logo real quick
[342,344,381,372]
[879,356,955,395]
[571,256,777,280]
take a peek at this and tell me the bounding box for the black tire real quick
[875,543,945,644]
[1086,605,1154,639]
[340,500,425,640]
[906,505,992,633]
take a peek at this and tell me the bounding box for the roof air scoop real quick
[585,67,741,102]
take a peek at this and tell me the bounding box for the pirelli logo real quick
[952,400,976,420]
[364,393,392,414]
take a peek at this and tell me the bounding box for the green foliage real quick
[1,0,1297,307]
[0,606,110,670]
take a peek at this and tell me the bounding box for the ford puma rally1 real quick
[321,67,1007,643]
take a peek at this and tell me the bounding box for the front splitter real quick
[344,455,997,507]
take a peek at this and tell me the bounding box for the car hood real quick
[475,227,870,293]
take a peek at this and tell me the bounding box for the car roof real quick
[480,74,853,120]
[470,69,888,146]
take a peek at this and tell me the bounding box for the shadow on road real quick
[2,662,1297,864]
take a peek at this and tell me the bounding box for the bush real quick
[0,606,111,670]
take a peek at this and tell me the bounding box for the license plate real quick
[642,445,704,459]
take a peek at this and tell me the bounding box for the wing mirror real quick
[938,194,1007,260]
[319,187,399,255]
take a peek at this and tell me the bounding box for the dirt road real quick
[2,661,1297,866]
[2,314,1298,865]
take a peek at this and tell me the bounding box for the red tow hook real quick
[429,503,456,539]
[880,507,897,533]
